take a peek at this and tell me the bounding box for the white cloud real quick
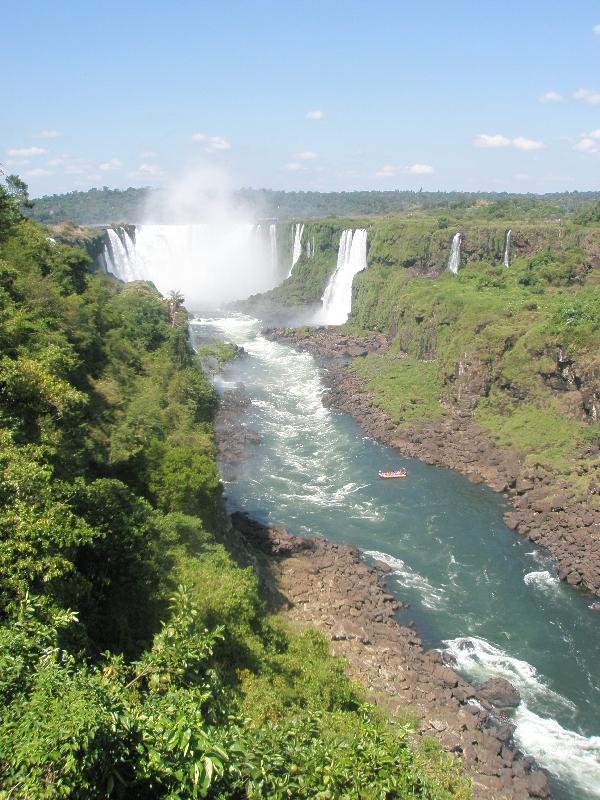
[573,129,600,154]
[376,163,434,177]
[191,132,231,152]
[294,150,318,160]
[593,23,600,35]
[4,158,31,167]
[99,158,123,172]
[473,133,545,150]
[24,167,52,178]
[285,162,304,172]
[130,162,163,178]
[375,164,398,177]
[139,150,157,158]
[36,129,60,139]
[574,137,598,152]
[574,88,600,105]
[513,136,546,151]
[540,90,562,102]
[305,110,325,120]
[473,133,511,148]
[7,146,46,157]
[515,173,530,181]
[405,163,434,174]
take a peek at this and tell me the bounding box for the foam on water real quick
[365,549,446,610]
[524,570,560,593]
[445,636,600,797]
[514,706,600,798]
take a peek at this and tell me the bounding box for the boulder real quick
[478,677,521,709]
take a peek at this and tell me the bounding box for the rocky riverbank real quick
[228,513,550,800]
[264,327,600,601]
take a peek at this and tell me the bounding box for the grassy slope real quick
[348,247,600,498]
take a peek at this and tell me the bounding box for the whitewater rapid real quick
[191,314,600,800]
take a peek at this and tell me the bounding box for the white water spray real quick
[447,232,462,274]
[445,636,600,798]
[504,229,512,268]
[101,222,281,308]
[319,228,367,325]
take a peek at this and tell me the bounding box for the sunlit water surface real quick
[191,314,600,800]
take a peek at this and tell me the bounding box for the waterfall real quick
[320,229,368,325]
[289,223,304,276]
[101,223,283,308]
[504,229,512,268]
[447,232,462,274]
[269,223,278,278]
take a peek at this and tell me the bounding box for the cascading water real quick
[269,223,278,278]
[319,228,367,325]
[191,313,600,800]
[504,229,512,267]
[289,223,304,276]
[101,222,283,308]
[447,232,462,274]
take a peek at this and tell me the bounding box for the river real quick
[191,313,600,800]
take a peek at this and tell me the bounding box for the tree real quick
[165,290,185,328]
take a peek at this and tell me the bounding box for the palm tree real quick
[166,290,185,327]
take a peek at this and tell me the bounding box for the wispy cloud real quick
[513,136,545,151]
[376,163,435,177]
[139,150,158,159]
[36,129,60,139]
[129,162,163,178]
[99,158,123,172]
[285,162,304,172]
[573,129,600,154]
[24,167,52,178]
[7,146,46,157]
[574,88,600,105]
[593,23,600,35]
[293,150,319,160]
[473,134,511,148]
[305,110,325,120]
[405,163,434,174]
[473,133,545,150]
[191,132,231,152]
[540,90,562,103]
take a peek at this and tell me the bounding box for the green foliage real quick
[0,206,472,799]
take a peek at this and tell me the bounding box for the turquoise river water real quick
[191,314,600,800]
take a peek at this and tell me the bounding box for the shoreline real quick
[264,327,600,601]
[227,512,550,800]
[212,373,550,800]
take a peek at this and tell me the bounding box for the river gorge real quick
[191,313,600,800]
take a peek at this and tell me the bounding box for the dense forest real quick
[26,185,600,226]
[0,174,469,798]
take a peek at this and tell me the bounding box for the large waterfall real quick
[319,229,368,325]
[289,223,304,276]
[504,229,512,267]
[447,232,462,274]
[101,223,281,308]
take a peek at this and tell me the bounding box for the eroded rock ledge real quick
[230,513,549,800]
[264,327,600,600]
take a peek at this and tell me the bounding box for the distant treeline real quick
[28,185,600,225]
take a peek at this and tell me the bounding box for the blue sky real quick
[2,0,600,196]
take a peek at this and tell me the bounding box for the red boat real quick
[378,469,407,479]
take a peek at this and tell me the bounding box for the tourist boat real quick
[378,469,407,479]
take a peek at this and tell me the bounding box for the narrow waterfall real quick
[504,229,512,267]
[269,223,278,278]
[447,232,462,274]
[101,223,283,308]
[289,223,304,276]
[320,229,368,325]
